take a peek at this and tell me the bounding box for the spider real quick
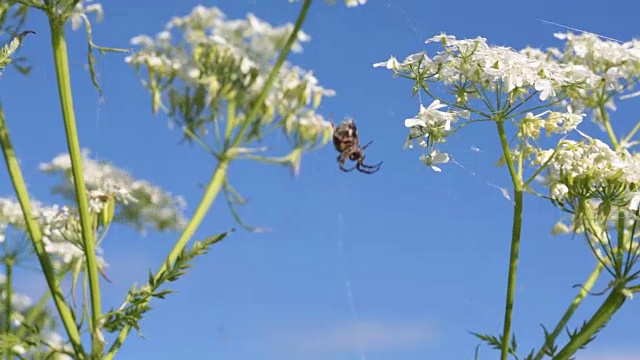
[332,119,382,174]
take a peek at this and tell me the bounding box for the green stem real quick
[223,100,236,149]
[496,120,524,360]
[533,263,603,360]
[621,119,640,146]
[553,284,627,360]
[496,121,520,190]
[104,159,230,359]
[0,108,85,357]
[5,258,13,360]
[48,17,102,355]
[229,0,313,149]
[600,102,619,150]
[500,189,523,360]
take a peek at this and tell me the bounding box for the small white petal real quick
[405,118,426,128]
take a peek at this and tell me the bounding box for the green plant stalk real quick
[104,159,229,359]
[223,100,236,148]
[599,102,619,150]
[105,2,312,357]
[532,262,603,360]
[0,109,85,357]
[553,284,627,360]
[496,120,524,360]
[622,119,640,146]
[229,0,313,149]
[48,18,102,354]
[5,258,13,360]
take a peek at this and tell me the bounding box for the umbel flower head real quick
[0,197,106,270]
[533,133,640,208]
[531,130,640,274]
[126,5,335,152]
[375,33,604,105]
[39,149,187,234]
[1,149,187,270]
[373,32,607,172]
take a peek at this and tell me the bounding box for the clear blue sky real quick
[2,0,640,359]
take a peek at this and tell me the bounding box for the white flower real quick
[373,56,399,70]
[551,183,569,201]
[405,100,456,131]
[345,0,367,7]
[420,149,450,172]
[534,79,556,101]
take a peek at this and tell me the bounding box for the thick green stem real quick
[533,263,603,360]
[500,189,523,360]
[553,284,627,359]
[147,160,228,281]
[104,159,230,359]
[496,121,524,360]
[0,109,85,357]
[48,18,102,355]
[5,258,13,360]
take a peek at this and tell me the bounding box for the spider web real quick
[337,211,367,360]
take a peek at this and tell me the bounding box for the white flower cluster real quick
[125,5,334,149]
[39,149,187,233]
[533,135,640,208]
[522,32,640,121]
[402,100,468,172]
[0,197,106,269]
[374,33,601,104]
[554,32,640,92]
[374,33,614,172]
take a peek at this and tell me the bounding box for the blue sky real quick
[2,0,640,359]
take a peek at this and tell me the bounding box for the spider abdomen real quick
[331,118,382,175]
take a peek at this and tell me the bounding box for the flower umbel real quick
[39,149,187,233]
[125,6,335,151]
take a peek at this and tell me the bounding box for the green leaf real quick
[0,30,35,73]
[103,229,234,334]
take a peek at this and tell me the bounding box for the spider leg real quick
[361,140,373,150]
[360,161,383,169]
[356,156,382,174]
[357,154,383,169]
[356,163,381,174]
[337,154,355,172]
